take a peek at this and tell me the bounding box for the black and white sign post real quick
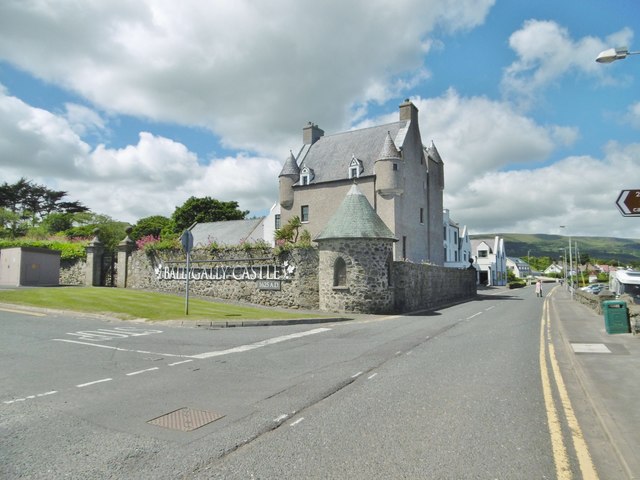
[180,230,194,315]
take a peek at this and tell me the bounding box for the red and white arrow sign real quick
[616,190,640,216]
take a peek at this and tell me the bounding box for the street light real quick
[596,46,640,63]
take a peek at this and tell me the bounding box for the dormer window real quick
[300,166,314,185]
[349,156,363,179]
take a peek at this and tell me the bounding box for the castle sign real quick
[154,261,295,282]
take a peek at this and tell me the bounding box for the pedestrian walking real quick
[535,279,543,297]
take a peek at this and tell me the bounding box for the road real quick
[0,288,620,479]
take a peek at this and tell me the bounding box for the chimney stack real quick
[303,122,324,145]
[399,99,418,123]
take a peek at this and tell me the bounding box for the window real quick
[443,226,447,240]
[402,236,407,260]
[275,214,281,229]
[420,208,424,224]
[349,156,363,179]
[300,166,314,185]
[478,250,488,258]
[333,257,347,287]
[392,163,398,171]
[454,231,458,244]
[301,205,309,222]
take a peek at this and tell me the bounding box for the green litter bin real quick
[602,300,630,334]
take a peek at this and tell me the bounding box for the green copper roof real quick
[315,184,397,241]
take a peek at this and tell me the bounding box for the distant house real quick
[470,236,507,286]
[443,209,472,269]
[190,203,280,248]
[506,257,531,279]
[543,263,563,276]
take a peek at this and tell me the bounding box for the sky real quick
[1,0,639,239]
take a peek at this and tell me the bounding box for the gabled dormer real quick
[300,165,315,185]
[348,155,364,179]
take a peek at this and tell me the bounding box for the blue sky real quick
[1,0,639,239]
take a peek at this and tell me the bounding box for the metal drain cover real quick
[147,407,224,431]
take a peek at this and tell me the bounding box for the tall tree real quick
[171,197,248,232]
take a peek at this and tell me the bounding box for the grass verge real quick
[0,287,326,322]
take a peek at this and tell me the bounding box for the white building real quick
[443,209,472,269]
[471,236,507,286]
[507,257,531,279]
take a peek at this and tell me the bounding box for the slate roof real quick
[298,121,408,184]
[315,184,397,241]
[190,218,264,247]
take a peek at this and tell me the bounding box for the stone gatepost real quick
[85,228,104,286]
[117,227,136,288]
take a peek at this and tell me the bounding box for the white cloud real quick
[501,20,634,107]
[0,0,495,155]
[0,87,280,223]
[412,89,578,190]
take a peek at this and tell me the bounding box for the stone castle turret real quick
[374,131,403,198]
[278,150,299,210]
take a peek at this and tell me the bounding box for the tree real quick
[0,178,89,227]
[171,197,248,232]
[131,215,172,240]
[65,213,129,251]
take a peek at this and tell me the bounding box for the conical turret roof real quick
[377,131,401,160]
[279,150,300,177]
[315,184,397,241]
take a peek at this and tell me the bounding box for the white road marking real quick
[290,418,304,427]
[76,378,112,388]
[168,359,193,366]
[351,371,363,378]
[126,367,159,376]
[368,373,378,380]
[52,339,191,358]
[4,390,58,405]
[274,414,289,422]
[192,327,331,359]
[485,306,495,311]
[467,312,482,320]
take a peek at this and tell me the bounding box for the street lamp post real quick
[560,226,573,299]
[596,46,640,63]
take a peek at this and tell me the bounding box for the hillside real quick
[470,233,640,265]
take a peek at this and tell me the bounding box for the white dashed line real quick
[126,367,159,376]
[168,360,193,366]
[351,371,363,379]
[76,378,112,388]
[467,312,482,320]
[368,373,378,380]
[290,418,304,427]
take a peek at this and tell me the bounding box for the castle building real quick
[278,99,445,265]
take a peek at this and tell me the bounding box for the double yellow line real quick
[540,293,598,479]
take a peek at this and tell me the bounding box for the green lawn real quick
[0,287,325,322]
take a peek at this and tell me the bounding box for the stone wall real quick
[125,247,320,309]
[60,258,86,285]
[392,263,477,313]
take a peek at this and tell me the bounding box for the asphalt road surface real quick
[0,288,617,479]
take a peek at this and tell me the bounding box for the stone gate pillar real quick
[85,229,104,286]
[117,227,136,288]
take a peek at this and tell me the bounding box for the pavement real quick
[548,284,640,479]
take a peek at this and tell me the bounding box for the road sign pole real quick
[185,251,190,315]
[180,229,194,316]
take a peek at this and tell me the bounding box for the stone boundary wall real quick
[125,248,320,310]
[392,263,477,313]
[60,247,479,314]
[60,258,85,285]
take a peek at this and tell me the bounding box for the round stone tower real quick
[315,184,397,314]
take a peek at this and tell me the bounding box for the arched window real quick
[333,257,347,287]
